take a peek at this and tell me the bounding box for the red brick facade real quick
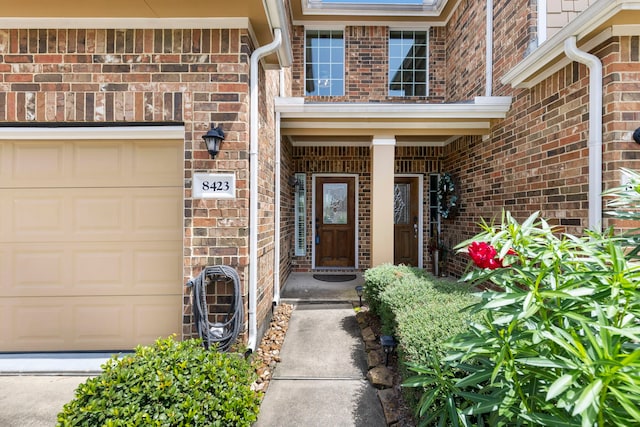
[0,27,279,344]
[2,0,640,350]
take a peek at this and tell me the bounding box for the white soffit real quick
[0,126,185,140]
[502,0,640,89]
[303,0,448,17]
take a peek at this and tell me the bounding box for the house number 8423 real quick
[202,181,230,192]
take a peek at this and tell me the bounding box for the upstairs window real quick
[389,30,428,97]
[305,30,344,96]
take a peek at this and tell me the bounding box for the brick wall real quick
[290,25,446,102]
[439,2,640,277]
[0,27,281,344]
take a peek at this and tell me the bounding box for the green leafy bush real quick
[57,336,260,427]
[404,171,640,427]
[364,264,479,418]
[363,263,424,316]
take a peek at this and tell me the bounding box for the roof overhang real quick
[276,96,512,146]
[0,0,291,67]
[502,0,640,89]
[291,0,460,26]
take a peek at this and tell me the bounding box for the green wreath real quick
[437,173,458,219]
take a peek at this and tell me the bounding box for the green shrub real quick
[57,336,260,427]
[363,263,424,315]
[363,265,479,420]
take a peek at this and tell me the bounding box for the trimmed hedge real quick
[364,264,478,365]
[363,265,479,415]
[57,336,260,427]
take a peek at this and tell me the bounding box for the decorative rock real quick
[367,350,384,368]
[367,365,393,389]
[378,388,401,425]
[362,326,376,341]
[365,339,381,351]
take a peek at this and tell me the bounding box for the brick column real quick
[371,136,396,266]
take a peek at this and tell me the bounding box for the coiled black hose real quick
[187,265,243,352]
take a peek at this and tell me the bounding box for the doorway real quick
[394,176,422,267]
[314,176,356,268]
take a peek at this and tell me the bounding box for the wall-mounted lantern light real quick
[202,124,225,159]
[633,127,640,144]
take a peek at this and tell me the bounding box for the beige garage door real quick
[0,138,183,352]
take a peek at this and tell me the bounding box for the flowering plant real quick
[405,204,640,426]
[467,241,515,269]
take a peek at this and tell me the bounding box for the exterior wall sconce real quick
[380,335,397,366]
[202,124,225,159]
[289,175,303,192]
[634,127,640,144]
[355,285,363,307]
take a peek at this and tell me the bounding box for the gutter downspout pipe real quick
[273,69,285,307]
[486,0,493,96]
[247,28,282,352]
[564,36,603,232]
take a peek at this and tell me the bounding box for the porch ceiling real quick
[276,96,513,147]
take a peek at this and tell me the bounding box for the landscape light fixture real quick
[355,285,363,307]
[202,124,225,159]
[380,335,397,366]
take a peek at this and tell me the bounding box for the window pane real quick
[388,30,428,97]
[305,30,344,96]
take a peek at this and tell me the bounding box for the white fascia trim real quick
[275,96,512,118]
[502,0,640,88]
[295,19,446,27]
[0,17,251,29]
[0,126,185,140]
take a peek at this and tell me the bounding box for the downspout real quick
[485,0,493,96]
[273,68,285,307]
[247,28,282,351]
[564,36,603,231]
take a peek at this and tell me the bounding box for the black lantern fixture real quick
[380,335,397,366]
[355,285,363,307]
[202,124,225,159]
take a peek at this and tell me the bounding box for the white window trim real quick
[388,28,430,97]
[304,27,346,97]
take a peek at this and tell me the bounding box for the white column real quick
[371,136,396,266]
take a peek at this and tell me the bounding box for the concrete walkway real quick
[254,274,386,427]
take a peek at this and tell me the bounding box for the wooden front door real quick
[314,176,356,268]
[394,176,420,266]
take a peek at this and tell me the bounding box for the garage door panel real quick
[2,140,182,188]
[1,296,181,351]
[132,142,183,185]
[133,301,183,345]
[10,142,67,185]
[133,249,183,288]
[2,188,182,243]
[2,243,182,297]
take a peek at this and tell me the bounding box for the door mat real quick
[312,274,357,283]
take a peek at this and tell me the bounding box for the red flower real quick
[468,242,514,270]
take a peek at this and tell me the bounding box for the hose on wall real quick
[187,265,243,352]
